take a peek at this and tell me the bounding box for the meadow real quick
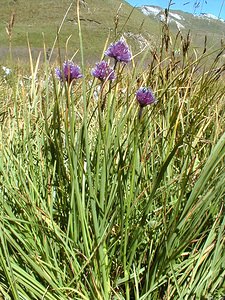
[0,3,225,299]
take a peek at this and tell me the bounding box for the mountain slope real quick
[0,0,224,62]
[139,5,225,50]
[0,0,158,62]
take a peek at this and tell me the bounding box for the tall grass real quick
[0,5,225,299]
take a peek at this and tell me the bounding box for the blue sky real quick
[126,0,225,19]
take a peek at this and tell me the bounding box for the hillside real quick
[140,5,225,50]
[0,0,158,63]
[0,0,225,63]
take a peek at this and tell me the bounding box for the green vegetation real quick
[0,2,225,299]
[1,0,225,63]
[0,0,158,62]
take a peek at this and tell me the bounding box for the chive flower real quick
[136,87,156,107]
[91,60,116,82]
[55,61,83,84]
[105,38,132,63]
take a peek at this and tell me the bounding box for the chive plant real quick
[0,3,224,300]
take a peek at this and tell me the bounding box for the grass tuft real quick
[0,5,225,300]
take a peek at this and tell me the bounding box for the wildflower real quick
[91,60,116,82]
[136,87,156,107]
[55,61,82,84]
[105,38,132,63]
[2,66,11,76]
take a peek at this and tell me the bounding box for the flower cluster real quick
[55,39,156,113]
[91,61,116,82]
[136,87,156,107]
[55,39,131,85]
[55,61,83,84]
[105,38,132,63]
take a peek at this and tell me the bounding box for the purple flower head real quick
[105,38,132,63]
[136,87,156,107]
[91,61,116,82]
[55,61,83,84]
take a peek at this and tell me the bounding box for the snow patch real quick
[175,21,185,30]
[141,6,161,16]
[196,13,225,22]
[158,15,185,29]
[169,12,184,21]
[140,5,186,29]
[201,13,219,20]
